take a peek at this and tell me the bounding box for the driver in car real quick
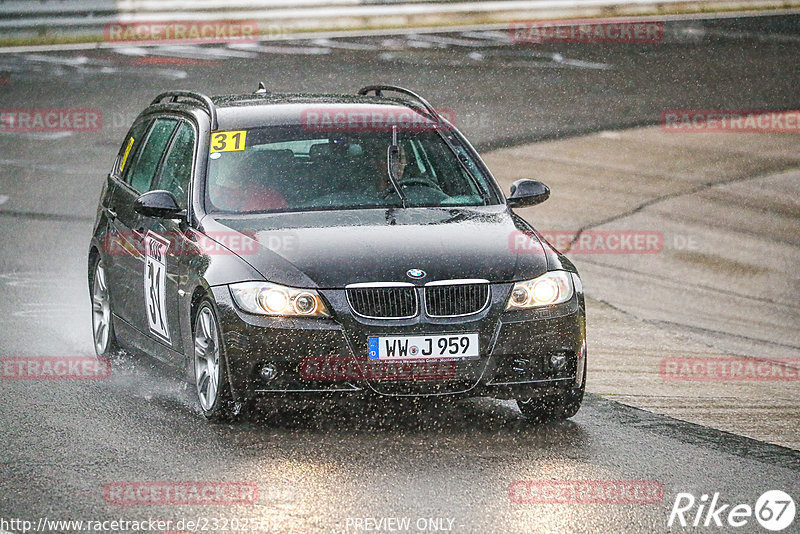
[365,140,409,196]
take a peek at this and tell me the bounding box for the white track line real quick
[228,43,331,54]
[310,38,380,50]
[407,33,492,47]
[459,30,512,41]
[151,44,259,58]
[696,27,800,42]
[17,53,91,66]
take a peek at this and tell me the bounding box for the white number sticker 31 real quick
[144,232,171,344]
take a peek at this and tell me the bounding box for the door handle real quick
[105,207,117,220]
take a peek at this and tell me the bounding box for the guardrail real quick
[1,0,798,44]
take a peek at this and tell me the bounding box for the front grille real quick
[425,282,490,317]
[346,285,418,319]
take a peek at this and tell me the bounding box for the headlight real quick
[505,271,574,310]
[229,281,330,317]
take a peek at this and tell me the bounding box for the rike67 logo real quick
[669,490,795,531]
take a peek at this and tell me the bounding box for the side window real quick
[115,119,151,177]
[125,118,178,194]
[154,122,195,209]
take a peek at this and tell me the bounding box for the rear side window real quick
[125,118,178,194]
[154,122,195,209]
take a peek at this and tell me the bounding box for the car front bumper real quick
[209,278,586,401]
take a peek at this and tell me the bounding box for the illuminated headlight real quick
[229,282,329,317]
[505,271,574,310]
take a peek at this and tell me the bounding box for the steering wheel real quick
[379,176,444,200]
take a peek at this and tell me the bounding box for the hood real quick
[201,206,550,288]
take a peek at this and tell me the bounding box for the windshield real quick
[205,125,500,213]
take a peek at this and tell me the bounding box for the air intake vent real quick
[425,281,490,317]
[346,285,418,319]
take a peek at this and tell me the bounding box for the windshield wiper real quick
[386,125,408,208]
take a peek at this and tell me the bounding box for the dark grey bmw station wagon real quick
[88,84,587,422]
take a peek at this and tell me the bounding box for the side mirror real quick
[133,190,184,219]
[507,179,550,208]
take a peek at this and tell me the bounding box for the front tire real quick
[518,360,586,422]
[193,298,243,422]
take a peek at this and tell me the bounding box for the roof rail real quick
[357,85,443,124]
[151,90,218,130]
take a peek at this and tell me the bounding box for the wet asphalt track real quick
[0,12,799,533]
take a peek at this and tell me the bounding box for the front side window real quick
[205,126,500,213]
[125,118,178,194]
[154,122,195,209]
[115,119,151,177]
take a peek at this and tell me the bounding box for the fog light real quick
[549,353,567,370]
[260,364,278,381]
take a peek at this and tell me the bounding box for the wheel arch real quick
[187,283,247,415]
[190,284,209,323]
[185,282,244,404]
[87,245,100,293]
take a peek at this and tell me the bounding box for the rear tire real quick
[193,298,246,422]
[90,256,119,357]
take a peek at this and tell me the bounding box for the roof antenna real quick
[254,82,269,95]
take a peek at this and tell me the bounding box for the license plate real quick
[368,333,479,361]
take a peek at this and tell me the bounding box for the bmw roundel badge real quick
[406,269,426,280]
